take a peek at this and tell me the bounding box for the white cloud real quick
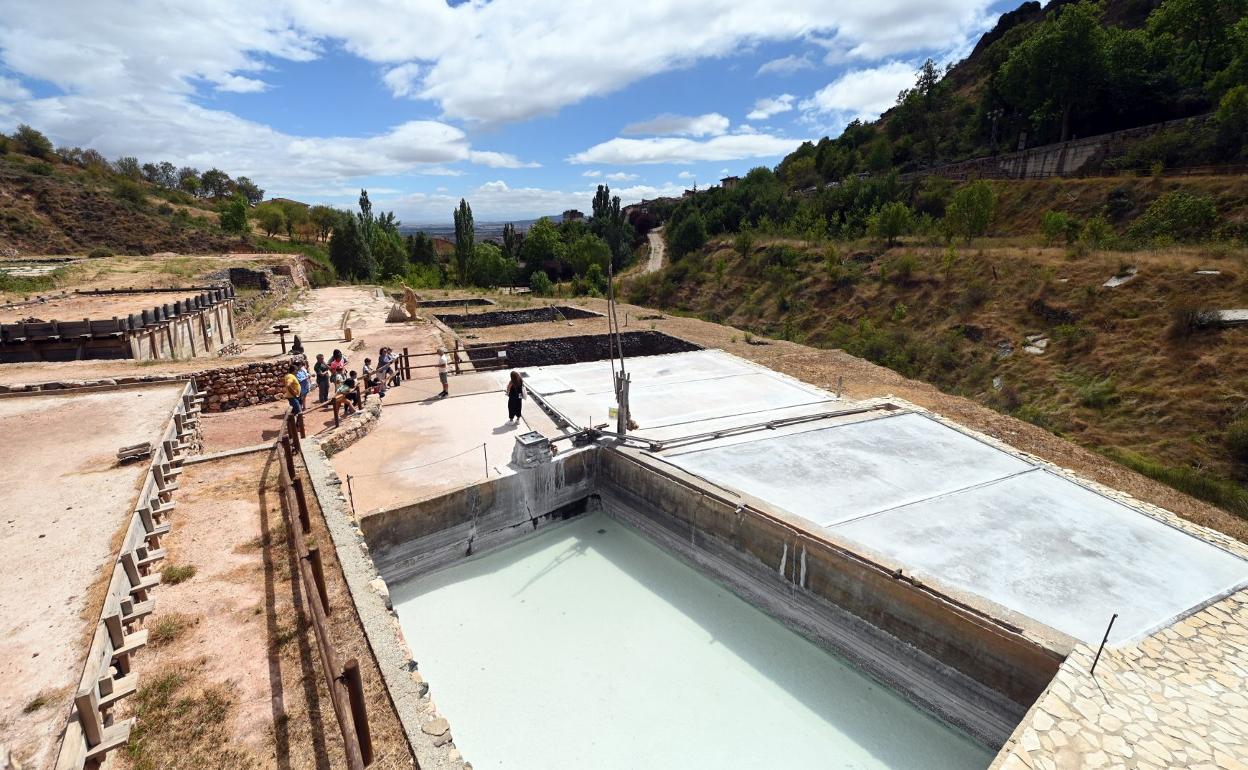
[382,62,422,98]
[582,170,602,177]
[468,150,540,169]
[799,61,916,125]
[215,75,269,93]
[0,76,30,100]
[605,172,638,181]
[622,113,730,138]
[757,53,815,76]
[677,171,695,179]
[568,132,804,165]
[385,180,687,222]
[746,94,795,121]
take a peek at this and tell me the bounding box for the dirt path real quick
[644,229,665,274]
[113,451,412,769]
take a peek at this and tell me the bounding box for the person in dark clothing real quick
[506,370,524,422]
[314,353,330,403]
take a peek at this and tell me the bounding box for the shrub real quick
[869,201,913,246]
[112,178,147,207]
[1228,417,1248,465]
[1041,211,1079,245]
[1105,186,1133,221]
[885,252,917,285]
[1075,377,1117,410]
[1215,85,1248,160]
[943,181,995,243]
[529,270,554,296]
[12,124,53,159]
[87,247,114,258]
[1129,191,1218,242]
[162,564,196,585]
[667,210,708,259]
[1080,215,1114,249]
[734,229,755,257]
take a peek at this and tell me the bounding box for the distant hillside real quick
[775,0,1248,186]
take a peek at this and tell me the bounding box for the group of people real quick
[283,346,405,417]
[282,343,527,423]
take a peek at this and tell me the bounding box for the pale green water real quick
[392,511,993,769]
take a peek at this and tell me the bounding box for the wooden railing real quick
[277,410,374,768]
[55,382,201,769]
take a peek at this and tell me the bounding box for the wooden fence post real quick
[342,659,374,766]
[292,477,312,534]
[306,546,331,616]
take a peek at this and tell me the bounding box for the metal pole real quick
[346,475,356,516]
[483,443,489,478]
[1089,613,1118,677]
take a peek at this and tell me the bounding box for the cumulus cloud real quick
[605,172,638,181]
[677,171,695,179]
[382,62,423,98]
[622,113,730,138]
[0,76,31,100]
[746,94,795,121]
[384,179,687,222]
[582,170,602,177]
[568,132,804,165]
[800,61,916,124]
[757,53,815,76]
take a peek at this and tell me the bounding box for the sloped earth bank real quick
[465,330,701,368]
[113,451,412,769]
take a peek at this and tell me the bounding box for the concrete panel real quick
[666,413,1031,526]
[835,470,1248,645]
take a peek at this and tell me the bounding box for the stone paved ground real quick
[993,588,1248,769]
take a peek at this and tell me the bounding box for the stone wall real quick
[321,401,382,456]
[195,360,291,412]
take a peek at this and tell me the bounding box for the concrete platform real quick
[0,382,187,767]
[663,411,1248,646]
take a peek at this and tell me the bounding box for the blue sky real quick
[0,0,1016,224]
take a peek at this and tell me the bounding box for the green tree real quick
[199,168,232,198]
[529,270,554,296]
[466,242,516,287]
[12,124,53,159]
[944,181,995,242]
[502,222,519,260]
[219,194,250,235]
[329,214,376,280]
[590,185,633,270]
[407,232,439,265]
[1215,85,1248,158]
[277,200,310,240]
[453,198,475,283]
[113,156,141,179]
[566,233,610,277]
[520,217,565,275]
[235,176,264,205]
[1149,0,1248,77]
[177,167,201,196]
[667,210,708,259]
[254,202,286,237]
[999,1,1108,142]
[869,201,914,246]
[309,205,339,242]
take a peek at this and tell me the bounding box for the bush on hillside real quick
[869,201,914,246]
[667,210,708,259]
[1041,211,1079,245]
[529,269,554,296]
[1128,191,1218,242]
[943,181,995,243]
[112,178,147,207]
[1080,215,1114,249]
[12,124,53,159]
[1215,86,1248,159]
[1228,417,1248,465]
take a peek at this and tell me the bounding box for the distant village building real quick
[562,209,584,222]
[720,176,740,190]
[682,189,696,198]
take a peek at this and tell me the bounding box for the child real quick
[437,348,450,398]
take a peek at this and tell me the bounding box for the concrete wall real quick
[597,448,1063,741]
[127,301,234,361]
[361,448,598,583]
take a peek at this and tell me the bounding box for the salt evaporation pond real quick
[392,511,992,769]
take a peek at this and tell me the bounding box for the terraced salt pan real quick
[664,412,1248,646]
[392,512,991,770]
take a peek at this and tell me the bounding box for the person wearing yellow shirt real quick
[283,363,303,414]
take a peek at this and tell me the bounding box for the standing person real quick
[437,347,450,398]
[329,348,348,376]
[295,356,311,409]
[383,347,402,387]
[314,353,330,403]
[506,370,525,422]
[282,363,302,414]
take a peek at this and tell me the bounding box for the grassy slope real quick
[628,227,1248,517]
[0,153,234,256]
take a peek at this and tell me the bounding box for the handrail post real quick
[306,546,331,616]
[292,477,312,533]
[342,659,374,766]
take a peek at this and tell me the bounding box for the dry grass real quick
[160,563,196,585]
[147,612,196,648]
[125,665,259,770]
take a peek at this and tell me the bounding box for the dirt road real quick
[644,229,665,273]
